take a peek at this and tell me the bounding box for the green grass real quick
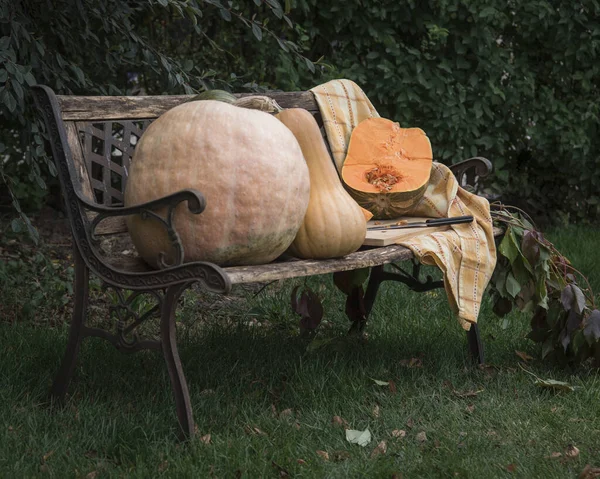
[1,225,600,478]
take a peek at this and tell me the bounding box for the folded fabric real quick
[310,79,497,329]
[310,79,379,173]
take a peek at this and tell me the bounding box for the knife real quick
[367,215,474,231]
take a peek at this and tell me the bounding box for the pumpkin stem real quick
[365,164,404,192]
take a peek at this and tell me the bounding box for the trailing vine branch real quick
[490,204,600,365]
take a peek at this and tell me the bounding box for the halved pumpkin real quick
[342,118,433,219]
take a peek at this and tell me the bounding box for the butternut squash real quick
[276,108,367,259]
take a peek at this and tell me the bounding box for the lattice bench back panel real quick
[76,120,152,206]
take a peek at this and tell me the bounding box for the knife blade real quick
[367,215,474,231]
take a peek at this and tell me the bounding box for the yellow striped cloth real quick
[311,79,497,329]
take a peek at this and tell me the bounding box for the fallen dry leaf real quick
[372,378,390,386]
[406,418,415,429]
[279,408,293,417]
[331,451,351,462]
[42,451,55,462]
[8,426,14,432]
[332,416,348,428]
[551,406,559,413]
[506,463,517,473]
[316,450,329,460]
[466,404,475,414]
[297,459,306,465]
[391,429,407,439]
[158,460,169,473]
[86,472,99,479]
[200,434,212,445]
[515,350,534,362]
[244,425,267,436]
[388,380,397,395]
[373,405,380,418]
[534,378,575,392]
[566,445,580,458]
[370,440,387,459]
[271,461,290,477]
[346,428,372,447]
[580,464,600,479]
[452,389,484,398]
[416,431,427,443]
[400,357,423,368]
[546,452,562,459]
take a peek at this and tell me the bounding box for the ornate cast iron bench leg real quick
[467,324,485,365]
[51,246,89,401]
[349,263,485,363]
[161,283,195,440]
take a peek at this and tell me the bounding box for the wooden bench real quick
[33,85,501,439]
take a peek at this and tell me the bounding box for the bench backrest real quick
[37,86,490,240]
[55,91,319,234]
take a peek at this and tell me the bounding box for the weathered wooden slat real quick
[58,92,317,121]
[223,246,414,285]
[65,122,94,201]
[91,215,128,235]
[105,245,415,280]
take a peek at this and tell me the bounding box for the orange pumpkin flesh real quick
[342,118,433,219]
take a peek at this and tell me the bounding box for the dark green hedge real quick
[2,0,599,228]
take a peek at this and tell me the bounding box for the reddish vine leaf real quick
[333,268,370,295]
[561,284,585,314]
[291,286,323,334]
[345,286,367,325]
[521,230,541,265]
[584,310,600,342]
[493,296,513,317]
[566,309,582,334]
[560,328,571,352]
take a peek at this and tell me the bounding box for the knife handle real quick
[425,216,474,226]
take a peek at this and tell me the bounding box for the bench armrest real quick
[79,189,231,293]
[83,188,205,218]
[449,156,492,179]
[83,189,205,269]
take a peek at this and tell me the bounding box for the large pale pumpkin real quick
[125,100,310,268]
[275,108,366,259]
[342,118,433,219]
